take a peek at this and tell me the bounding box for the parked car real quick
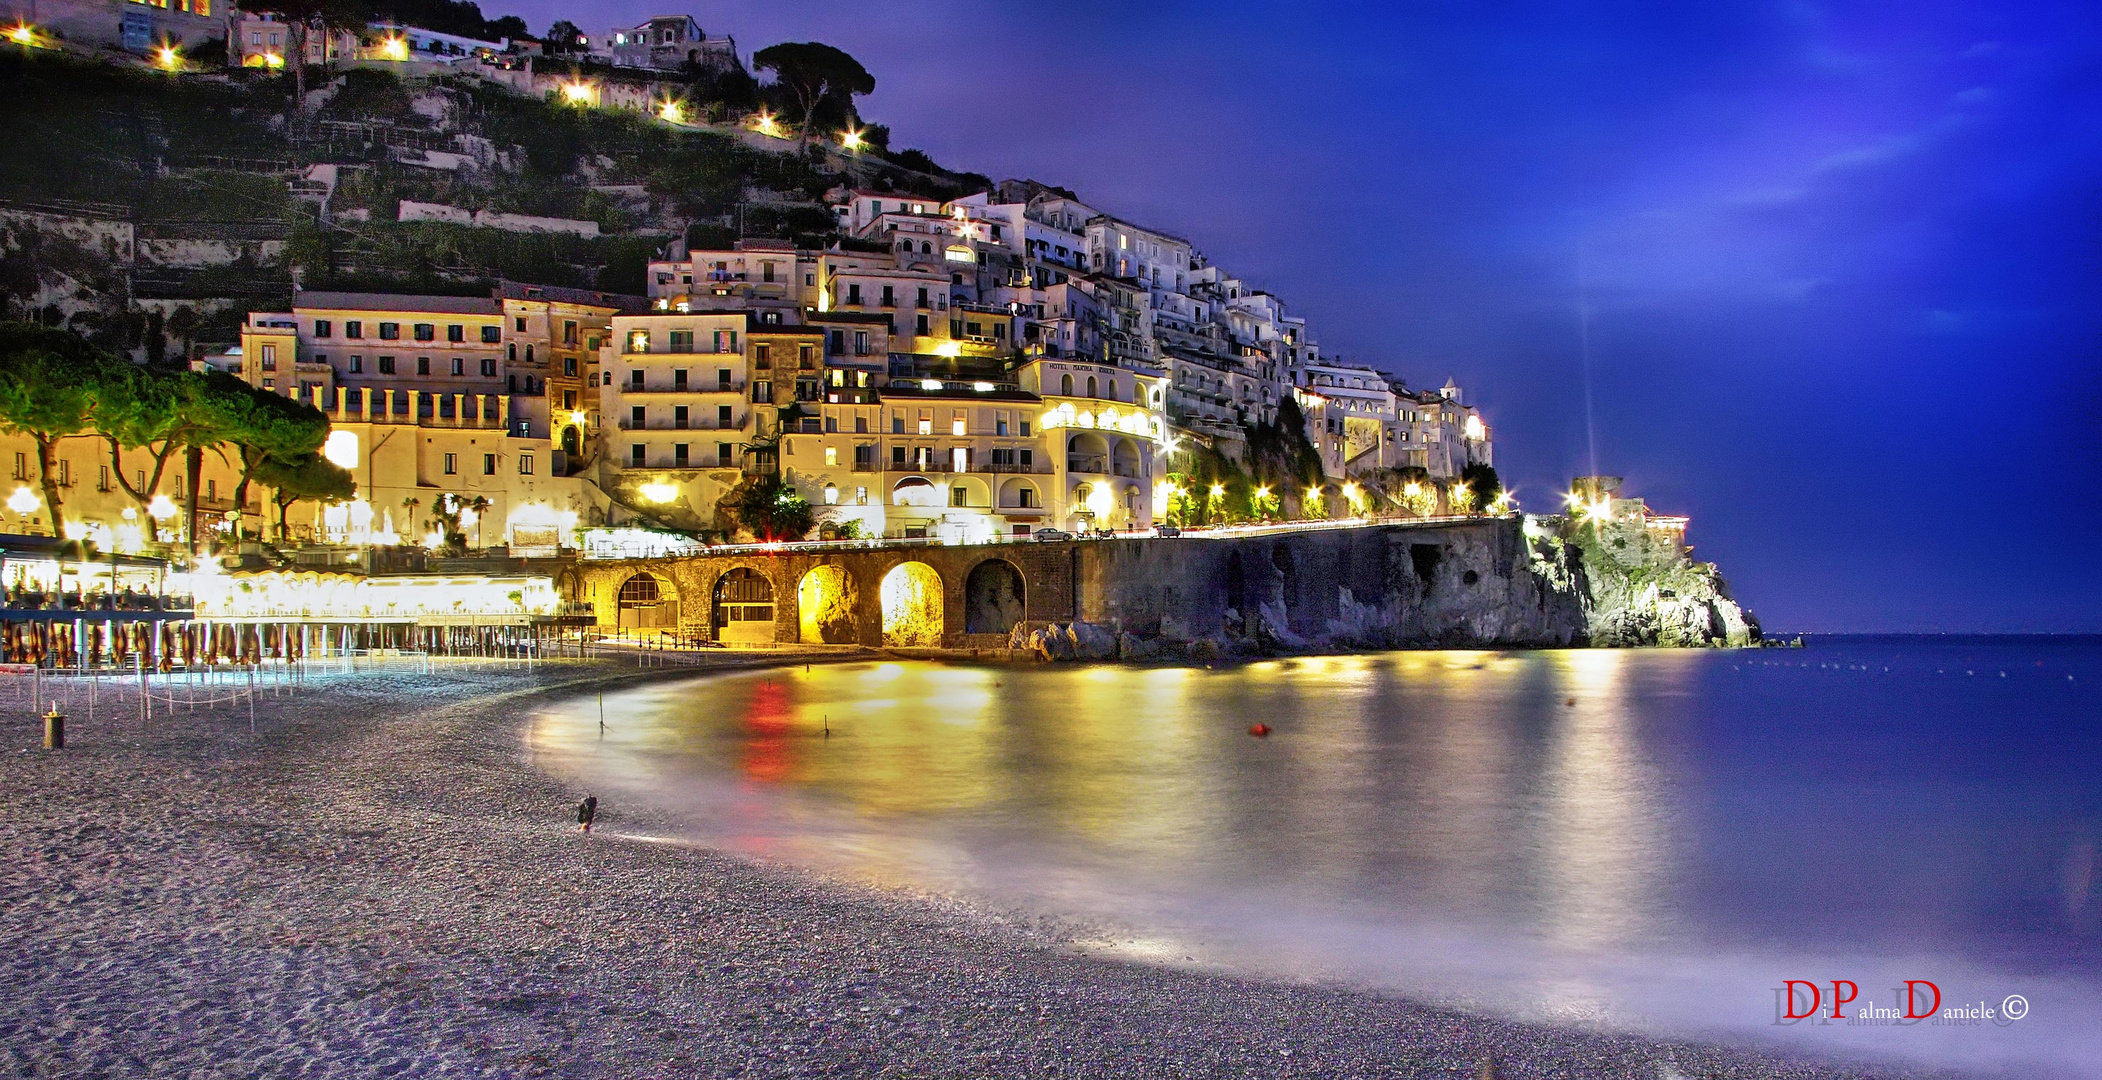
[1033,528,1073,542]
[1155,524,1182,538]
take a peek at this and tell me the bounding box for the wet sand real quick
[0,657,1965,1078]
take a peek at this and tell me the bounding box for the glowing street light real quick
[639,480,677,504]
[657,98,684,124]
[1209,484,1226,499]
[147,493,179,520]
[8,24,37,46]
[154,44,181,69]
[753,110,779,136]
[840,126,865,151]
[380,35,407,60]
[6,487,38,514]
[560,80,592,105]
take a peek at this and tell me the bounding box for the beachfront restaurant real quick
[0,534,192,667]
[181,569,575,660]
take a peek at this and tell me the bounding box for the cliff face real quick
[1007,516,1756,661]
[1558,517,1761,648]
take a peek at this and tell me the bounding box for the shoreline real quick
[1,655,1967,1078]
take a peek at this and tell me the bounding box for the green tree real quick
[543,19,584,54]
[751,42,874,143]
[164,306,200,361]
[252,451,355,541]
[0,323,111,536]
[1458,462,1502,514]
[734,475,813,541]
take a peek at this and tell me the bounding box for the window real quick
[564,356,577,376]
[674,443,689,466]
[891,415,904,434]
[344,320,362,339]
[482,325,501,344]
[417,357,431,375]
[443,453,457,475]
[483,454,496,475]
[829,330,844,355]
[628,330,650,353]
[673,368,688,391]
[1020,419,1031,437]
[313,319,332,338]
[916,286,928,307]
[674,405,688,429]
[481,358,496,377]
[259,344,276,370]
[854,331,869,356]
[12,452,24,479]
[717,368,730,390]
[717,404,732,428]
[378,356,396,374]
[452,357,465,376]
[855,416,868,434]
[413,323,435,342]
[854,445,873,468]
[447,324,464,343]
[754,343,771,370]
[846,284,862,306]
[892,445,907,467]
[518,452,534,475]
[629,369,644,389]
[630,405,645,428]
[713,329,737,352]
[718,442,733,466]
[997,414,1009,436]
[515,316,528,332]
[917,411,932,436]
[668,330,693,352]
[563,391,576,409]
[562,320,578,345]
[951,414,966,436]
[880,285,894,307]
[1061,373,1073,395]
[915,314,930,336]
[824,447,838,466]
[762,262,776,283]
[97,465,110,492]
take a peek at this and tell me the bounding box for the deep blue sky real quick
[517,1,2101,632]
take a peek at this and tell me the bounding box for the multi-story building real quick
[600,15,737,73]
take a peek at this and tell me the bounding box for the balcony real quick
[619,382,746,395]
[617,418,743,431]
[1066,455,1107,475]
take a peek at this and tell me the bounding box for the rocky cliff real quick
[1006,516,1757,661]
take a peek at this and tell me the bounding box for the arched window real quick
[1108,379,1118,401]
[1086,376,1097,398]
[1060,373,1073,395]
[921,241,932,254]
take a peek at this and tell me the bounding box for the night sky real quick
[514,1,2100,632]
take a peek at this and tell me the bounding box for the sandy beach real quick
[0,656,1959,1079]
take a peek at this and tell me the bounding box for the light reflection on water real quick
[529,644,2102,1077]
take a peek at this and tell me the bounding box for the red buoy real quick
[1248,723,1271,737]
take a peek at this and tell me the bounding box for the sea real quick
[529,637,2102,1078]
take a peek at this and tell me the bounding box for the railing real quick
[1067,455,1107,475]
[617,418,742,431]
[621,383,744,395]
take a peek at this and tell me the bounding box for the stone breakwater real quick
[1011,516,1759,660]
[0,660,1924,1079]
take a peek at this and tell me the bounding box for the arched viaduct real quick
[562,518,1582,651]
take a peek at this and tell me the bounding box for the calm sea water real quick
[529,638,2102,1077]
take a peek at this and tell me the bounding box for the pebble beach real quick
[0,656,1964,1079]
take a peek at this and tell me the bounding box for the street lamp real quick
[840,126,865,152]
[154,44,181,69]
[658,98,684,124]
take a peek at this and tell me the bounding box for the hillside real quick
[0,48,986,352]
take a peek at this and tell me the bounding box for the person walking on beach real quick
[577,795,598,833]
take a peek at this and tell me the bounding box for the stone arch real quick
[1066,431,1109,474]
[711,566,777,644]
[998,477,1041,510]
[963,559,1026,635]
[892,475,940,507]
[796,564,859,644]
[617,571,677,630]
[1110,436,1140,478]
[880,561,944,647]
